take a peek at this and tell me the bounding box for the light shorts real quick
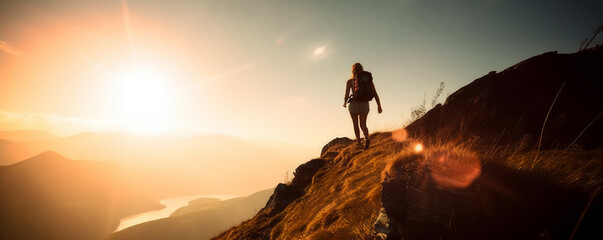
[348,101,370,114]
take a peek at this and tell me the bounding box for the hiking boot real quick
[364,138,371,150]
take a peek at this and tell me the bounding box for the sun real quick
[113,67,174,133]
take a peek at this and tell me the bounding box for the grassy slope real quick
[214,133,601,239]
[214,134,399,239]
[382,142,601,239]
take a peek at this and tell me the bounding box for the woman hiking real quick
[343,62,382,149]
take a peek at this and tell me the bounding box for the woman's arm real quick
[343,80,351,107]
[371,82,382,113]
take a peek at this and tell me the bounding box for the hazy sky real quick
[1,0,602,147]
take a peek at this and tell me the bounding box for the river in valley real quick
[115,194,237,232]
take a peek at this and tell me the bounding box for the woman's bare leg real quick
[359,113,369,139]
[349,112,361,146]
[359,113,370,149]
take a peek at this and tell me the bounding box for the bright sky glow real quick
[113,67,174,133]
[1,0,602,147]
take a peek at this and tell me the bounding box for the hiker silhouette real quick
[343,62,382,149]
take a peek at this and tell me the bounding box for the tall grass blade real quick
[535,82,566,162]
[569,186,601,240]
[565,111,603,150]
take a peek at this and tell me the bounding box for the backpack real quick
[353,71,374,101]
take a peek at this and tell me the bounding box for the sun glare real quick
[114,67,174,133]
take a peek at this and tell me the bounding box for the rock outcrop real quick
[263,158,329,215]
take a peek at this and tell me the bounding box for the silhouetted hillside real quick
[406,48,603,150]
[213,48,602,239]
[105,188,274,240]
[0,151,164,240]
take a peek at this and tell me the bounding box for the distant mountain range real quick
[0,130,58,142]
[0,131,312,195]
[0,129,309,240]
[0,128,313,240]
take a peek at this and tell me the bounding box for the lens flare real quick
[414,143,423,152]
[427,148,481,189]
[391,128,408,142]
[313,46,327,56]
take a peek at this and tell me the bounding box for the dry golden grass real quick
[214,132,410,239]
[480,146,602,191]
[215,128,602,239]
